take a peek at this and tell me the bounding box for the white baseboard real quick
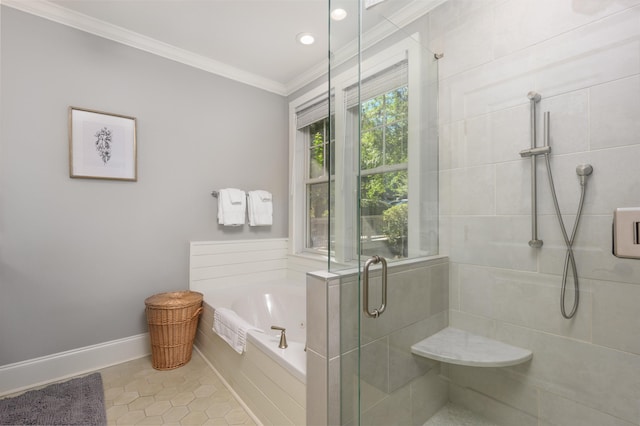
[0,333,150,396]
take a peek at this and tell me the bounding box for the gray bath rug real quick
[0,372,106,425]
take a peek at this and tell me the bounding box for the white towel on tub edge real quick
[213,307,261,354]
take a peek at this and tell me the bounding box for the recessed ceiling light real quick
[297,33,315,45]
[330,8,348,21]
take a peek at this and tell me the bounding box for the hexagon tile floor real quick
[98,351,255,425]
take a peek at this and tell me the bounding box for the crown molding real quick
[1,0,288,96]
[304,0,446,89]
[1,0,444,97]
[391,0,448,29]
[287,0,445,94]
[285,58,329,96]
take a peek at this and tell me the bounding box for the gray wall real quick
[0,7,288,365]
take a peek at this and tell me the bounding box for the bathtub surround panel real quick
[1,7,288,367]
[189,240,325,293]
[436,2,640,423]
[195,303,305,425]
[189,239,289,293]
[308,256,450,426]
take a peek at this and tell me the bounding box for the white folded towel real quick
[217,188,246,226]
[213,307,262,354]
[247,190,273,226]
[228,189,244,204]
[258,191,271,201]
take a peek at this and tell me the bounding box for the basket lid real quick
[145,291,203,308]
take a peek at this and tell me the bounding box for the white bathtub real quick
[194,280,307,425]
[210,281,306,382]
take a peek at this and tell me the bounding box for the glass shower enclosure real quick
[321,0,442,424]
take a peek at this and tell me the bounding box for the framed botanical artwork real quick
[69,107,137,181]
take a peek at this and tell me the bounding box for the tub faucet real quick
[270,325,288,349]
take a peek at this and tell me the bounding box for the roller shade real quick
[345,60,408,109]
[296,94,333,130]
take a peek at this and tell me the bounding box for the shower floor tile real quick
[424,403,499,426]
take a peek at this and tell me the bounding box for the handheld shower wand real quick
[545,160,593,318]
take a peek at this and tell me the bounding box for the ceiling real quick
[7,0,442,95]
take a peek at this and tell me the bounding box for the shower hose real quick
[543,154,589,319]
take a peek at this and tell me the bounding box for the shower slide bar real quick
[519,92,548,248]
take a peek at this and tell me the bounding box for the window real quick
[290,35,436,263]
[305,117,334,252]
[346,60,409,258]
[294,95,334,254]
[357,86,409,257]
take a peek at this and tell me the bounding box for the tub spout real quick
[271,325,288,349]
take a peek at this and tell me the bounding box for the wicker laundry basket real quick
[144,291,203,370]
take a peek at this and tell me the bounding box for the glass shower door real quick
[328,1,439,423]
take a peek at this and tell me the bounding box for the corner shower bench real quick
[411,327,533,367]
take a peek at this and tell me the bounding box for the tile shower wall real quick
[434,1,640,425]
[306,257,450,426]
[341,259,450,426]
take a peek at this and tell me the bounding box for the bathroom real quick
[1,0,640,425]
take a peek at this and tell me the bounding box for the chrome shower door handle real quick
[363,255,388,319]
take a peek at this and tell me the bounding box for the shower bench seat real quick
[411,327,533,367]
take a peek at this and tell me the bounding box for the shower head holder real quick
[576,164,593,176]
[576,164,593,185]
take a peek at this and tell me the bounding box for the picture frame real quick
[69,107,137,181]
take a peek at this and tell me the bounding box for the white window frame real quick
[303,115,333,252]
[289,35,424,263]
